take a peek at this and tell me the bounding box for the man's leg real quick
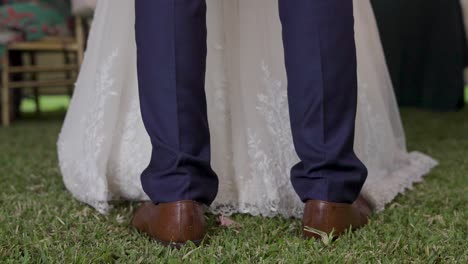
[279,0,370,240]
[278,0,367,204]
[134,0,218,206]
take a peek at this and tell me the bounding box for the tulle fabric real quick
[58,0,437,217]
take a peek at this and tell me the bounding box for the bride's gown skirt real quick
[58,0,437,217]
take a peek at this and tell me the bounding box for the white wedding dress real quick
[58,0,437,217]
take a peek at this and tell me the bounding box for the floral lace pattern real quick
[59,50,119,214]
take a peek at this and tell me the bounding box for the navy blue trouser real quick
[135,0,368,206]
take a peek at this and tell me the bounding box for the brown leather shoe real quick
[302,195,372,240]
[132,200,206,247]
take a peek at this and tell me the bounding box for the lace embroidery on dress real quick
[211,62,304,218]
[59,50,120,214]
[106,96,150,202]
[357,83,438,211]
[206,41,239,216]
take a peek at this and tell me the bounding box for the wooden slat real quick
[8,41,79,51]
[9,79,76,89]
[2,50,10,126]
[40,36,75,43]
[9,65,79,73]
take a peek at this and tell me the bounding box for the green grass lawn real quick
[465,86,468,103]
[20,96,70,113]
[0,108,467,263]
